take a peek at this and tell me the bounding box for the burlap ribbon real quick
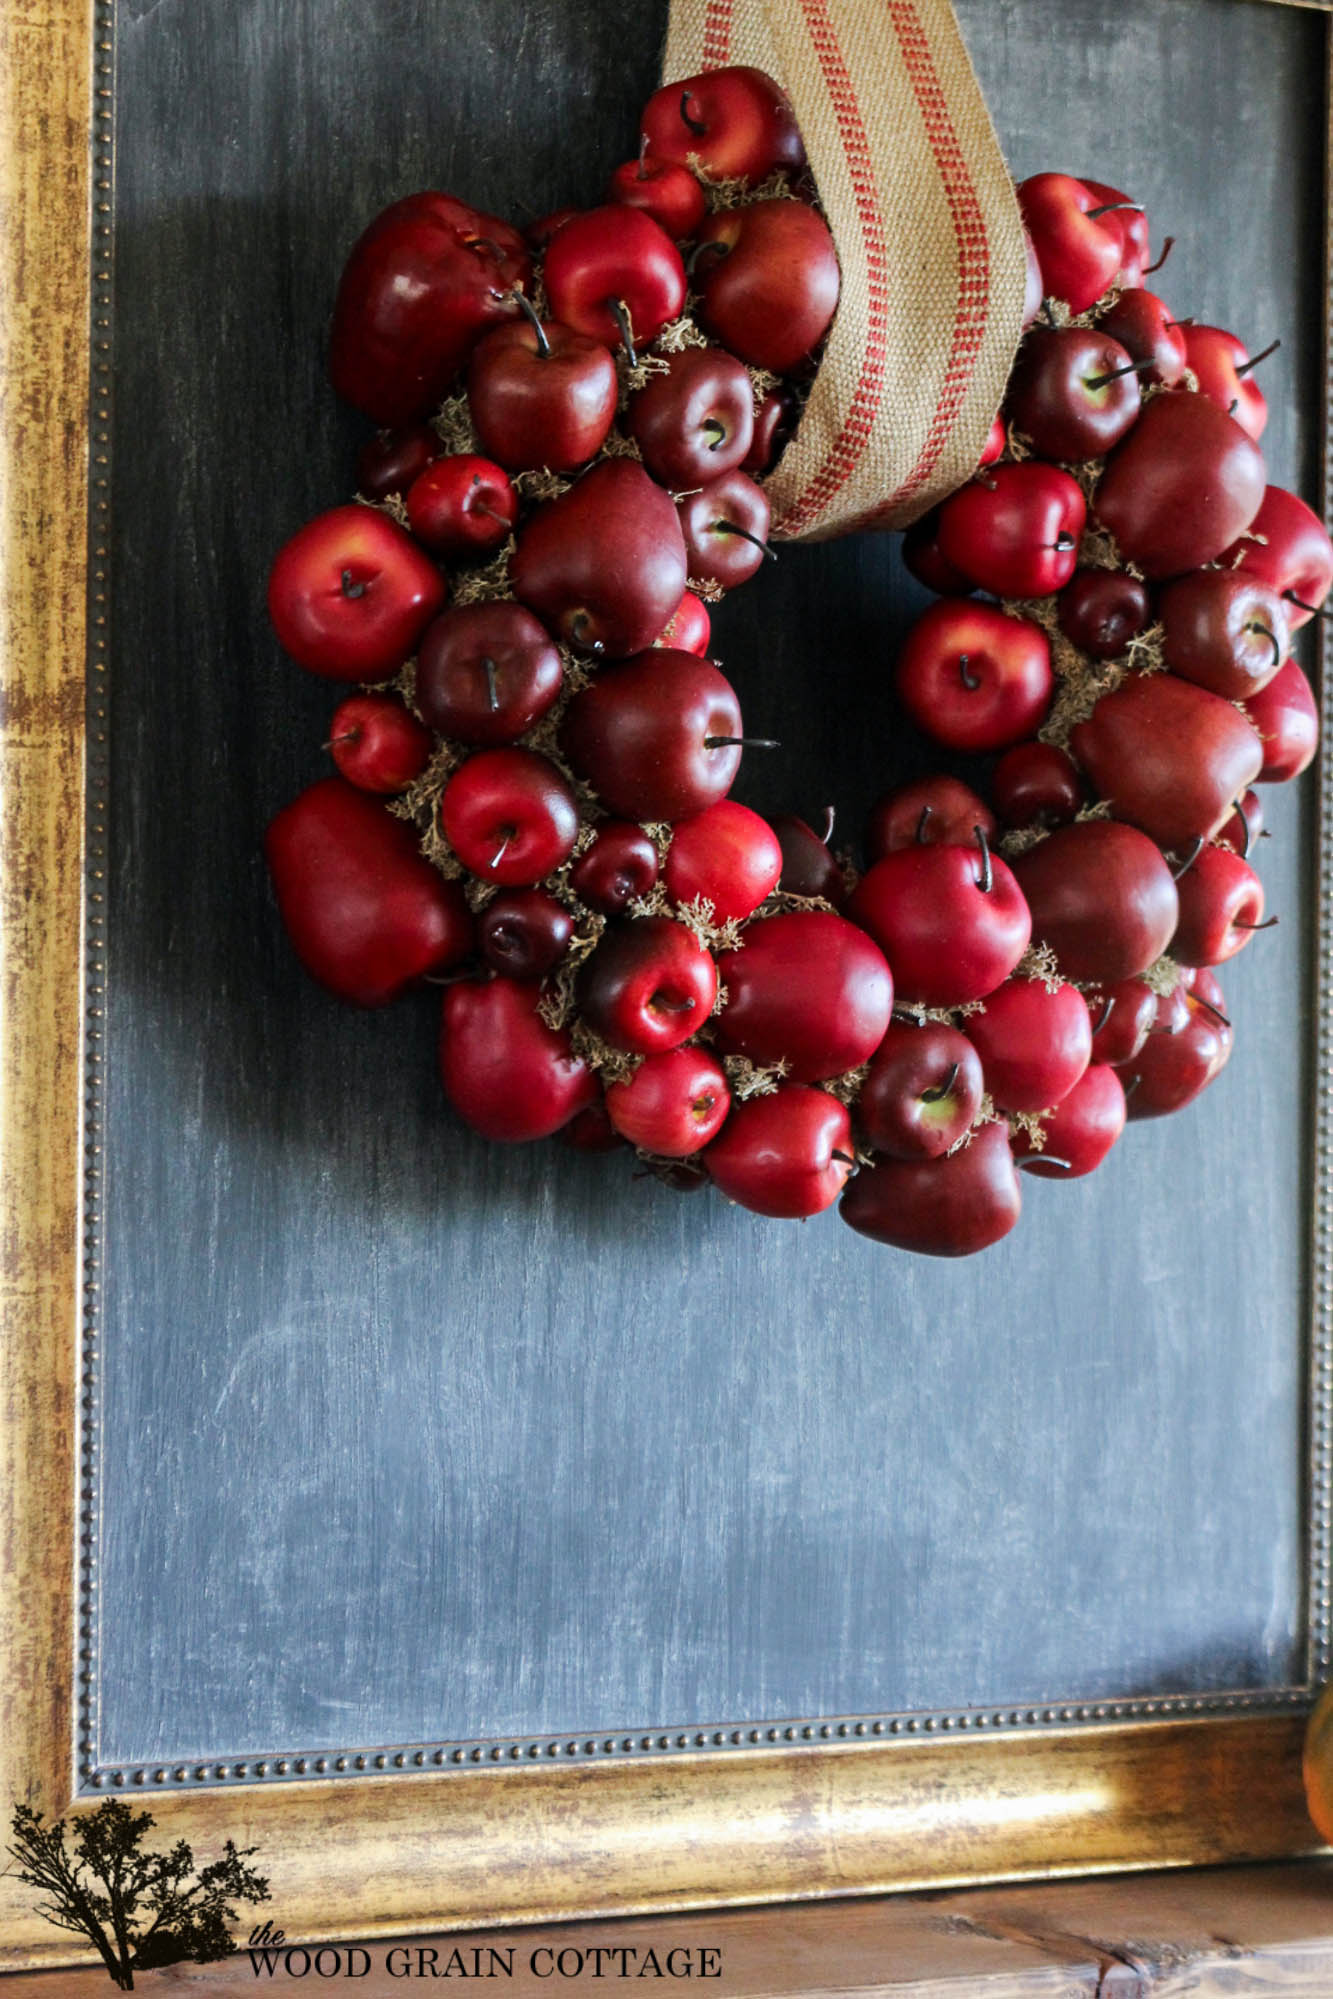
[663,0,1027,541]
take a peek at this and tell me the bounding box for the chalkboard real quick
[90,0,1324,1784]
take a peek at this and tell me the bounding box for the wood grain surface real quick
[2,1863,1333,1995]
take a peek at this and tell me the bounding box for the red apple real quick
[895,600,1053,752]
[608,152,708,242]
[1004,326,1143,462]
[1096,289,1188,388]
[356,425,443,500]
[1159,571,1289,700]
[840,1119,1021,1257]
[866,777,996,860]
[477,889,573,978]
[706,1086,852,1221]
[1221,485,1333,629]
[1069,671,1264,846]
[512,460,687,657]
[415,601,563,746]
[569,822,661,915]
[1243,657,1319,781]
[577,916,717,1054]
[676,471,772,588]
[715,911,893,1082]
[440,748,579,885]
[641,66,804,184]
[768,811,847,906]
[1017,174,1131,314]
[1094,390,1266,578]
[858,1020,984,1161]
[1011,1063,1126,1178]
[560,651,744,821]
[543,205,686,352]
[325,692,432,794]
[1170,843,1266,966]
[654,591,711,655]
[266,777,471,1006]
[694,201,840,375]
[605,1046,730,1155]
[439,977,597,1141]
[404,455,518,558]
[1057,568,1149,660]
[628,348,756,487]
[991,741,1082,830]
[1011,820,1178,983]
[1182,325,1273,441]
[967,973,1092,1113]
[1083,976,1157,1066]
[849,838,1030,1007]
[268,505,446,681]
[466,311,619,472]
[664,801,782,923]
[936,464,1086,599]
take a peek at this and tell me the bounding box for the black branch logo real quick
[7,1798,270,1990]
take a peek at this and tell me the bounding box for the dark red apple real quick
[1096,289,1188,388]
[577,916,717,1055]
[1057,568,1149,660]
[1011,820,1178,983]
[560,651,744,821]
[676,471,772,588]
[895,600,1052,752]
[1243,657,1319,781]
[768,812,847,906]
[415,601,563,746]
[627,348,755,486]
[1119,986,1232,1120]
[1159,570,1288,700]
[329,192,531,426]
[356,425,443,500]
[467,312,619,472]
[1094,390,1266,578]
[706,1086,853,1221]
[1004,326,1143,462]
[857,1020,983,1161]
[840,1119,1021,1257]
[991,741,1082,830]
[694,201,840,375]
[512,460,687,657]
[1083,976,1157,1066]
[866,776,996,860]
[641,66,804,184]
[1069,671,1264,845]
[569,822,661,915]
[477,890,573,979]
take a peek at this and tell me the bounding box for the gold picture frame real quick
[1,0,1329,1970]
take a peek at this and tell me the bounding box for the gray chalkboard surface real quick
[94,0,1322,1780]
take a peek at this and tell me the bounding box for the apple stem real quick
[482,657,500,712]
[651,991,697,1014]
[1090,994,1115,1038]
[973,823,993,895]
[321,731,359,751]
[921,1062,960,1105]
[607,296,638,368]
[705,734,780,750]
[687,238,729,278]
[704,418,728,451]
[1235,338,1281,376]
[636,132,651,177]
[1231,796,1254,860]
[488,832,513,872]
[820,804,837,845]
[1019,1153,1073,1173]
[1122,1072,1142,1102]
[569,611,605,656]
[424,967,485,987]
[1284,591,1332,619]
[1193,992,1232,1030]
[1170,835,1204,881]
[958,652,981,691]
[510,289,551,357]
[1052,530,1077,552]
[915,803,933,844]
[1085,201,1143,221]
[1143,234,1175,274]
[472,501,514,532]
[340,568,367,600]
[1163,316,1195,331]
[832,1150,859,1175]
[1245,622,1282,666]
[680,88,708,136]
[1233,914,1279,931]
[714,520,776,561]
[1083,356,1158,391]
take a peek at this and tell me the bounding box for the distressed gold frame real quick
[1,0,1330,1971]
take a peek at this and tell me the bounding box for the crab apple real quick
[1004,327,1143,462]
[266,777,472,1006]
[1081,178,1149,286]
[328,192,531,427]
[936,463,1086,599]
[605,1046,730,1156]
[512,459,687,658]
[1243,657,1319,782]
[326,693,432,794]
[694,201,840,375]
[357,425,443,500]
[627,348,755,487]
[858,1020,984,1161]
[901,510,975,597]
[654,591,711,654]
[577,916,717,1055]
[1012,1063,1126,1178]
[1016,174,1131,314]
[1096,289,1188,388]
[895,600,1052,753]
[1170,843,1266,967]
[1159,571,1288,701]
[706,1086,852,1221]
[268,505,446,681]
[677,471,772,588]
[440,749,579,886]
[559,1102,625,1154]
[1221,486,1333,629]
[478,889,573,979]
[968,973,1092,1114]
[715,911,892,1082]
[560,651,743,821]
[1057,568,1149,660]
[608,152,708,241]
[439,977,597,1142]
[1119,986,1232,1120]
[1011,820,1178,983]
[1069,671,1264,846]
[569,822,661,915]
[1094,391,1266,578]
[768,811,847,906]
[849,836,1030,1008]
[543,205,686,352]
[1183,325,1273,441]
[742,388,797,477]
[466,313,618,472]
[405,455,518,557]
[664,801,782,923]
[415,601,563,746]
[866,777,996,861]
[840,1119,1021,1257]
[991,741,1082,830]
[1084,976,1157,1066]
[642,66,803,183]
